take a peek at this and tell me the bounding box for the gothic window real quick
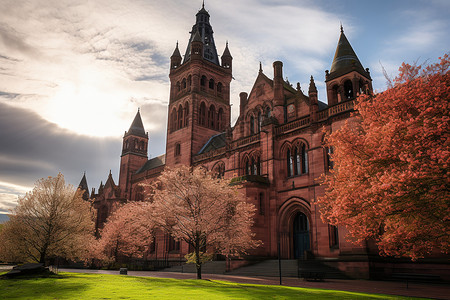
[217,108,224,131]
[294,147,301,176]
[124,140,129,149]
[199,102,206,126]
[175,143,181,156]
[208,105,216,129]
[328,225,339,248]
[187,75,192,90]
[301,143,308,173]
[184,103,189,127]
[257,111,262,132]
[217,82,223,93]
[200,75,207,88]
[149,237,156,253]
[287,149,293,177]
[213,162,225,179]
[176,81,181,92]
[182,78,186,89]
[178,105,183,129]
[326,146,334,170]
[168,235,180,252]
[244,157,251,175]
[265,107,271,118]
[250,115,255,135]
[209,78,215,90]
[344,80,354,99]
[259,193,264,215]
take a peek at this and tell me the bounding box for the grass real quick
[0,272,415,300]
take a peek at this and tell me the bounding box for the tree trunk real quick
[195,237,202,279]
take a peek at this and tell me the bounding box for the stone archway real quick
[278,198,311,259]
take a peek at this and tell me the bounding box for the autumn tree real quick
[94,201,154,263]
[0,174,95,264]
[150,166,259,279]
[319,54,450,260]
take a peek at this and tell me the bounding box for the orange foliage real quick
[319,54,450,260]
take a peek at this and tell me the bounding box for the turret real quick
[221,42,232,71]
[78,172,90,201]
[190,29,203,61]
[170,42,182,69]
[308,76,319,121]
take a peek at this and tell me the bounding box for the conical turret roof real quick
[329,26,367,78]
[126,109,146,137]
[222,42,232,57]
[171,42,181,58]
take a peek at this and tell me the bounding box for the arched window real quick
[344,80,353,99]
[326,146,334,170]
[124,140,129,149]
[213,162,225,179]
[244,157,251,175]
[257,111,262,132]
[175,143,181,156]
[171,108,177,132]
[178,105,183,129]
[328,225,339,248]
[250,115,255,135]
[168,235,180,252]
[208,105,216,129]
[176,81,181,92]
[200,75,207,88]
[182,78,186,89]
[265,107,271,118]
[294,147,301,175]
[287,149,293,177]
[259,193,264,215]
[187,75,192,90]
[217,82,223,93]
[209,78,215,90]
[217,108,224,131]
[184,103,189,127]
[301,143,308,174]
[199,102,206,126]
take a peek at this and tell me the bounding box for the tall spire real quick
[126,109,146,137]
[183,3,220,65]
[78,172,89,201]
[329,26,367,78]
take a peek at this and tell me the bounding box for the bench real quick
[300,271,325,282]
[391,273,441,288]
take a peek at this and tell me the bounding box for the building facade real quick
[79,5,448,279]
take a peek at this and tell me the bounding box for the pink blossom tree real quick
[319,55,450,260]
[150,166,259,279]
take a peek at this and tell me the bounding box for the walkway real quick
[59,268,450,299]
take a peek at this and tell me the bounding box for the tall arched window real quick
[287,149,293,177]
[217,108,224,131]
[257,111,262,132]
[175,143,181,156]
[250,115,255,135]
[209,78,215,90]
[208,105,216,129]
[182,78,186,89]
[294,147,301,175]
[301,144,308,174]
[184,103,189,127]
[199,102,206,126]
[178,104,183,129]
[326,146,334,170]
[344,80,353,99]
[217,82,223,93]
[200,75,207,89]
[187,75,192,90]
[244,157,251,175]
[259,193,264,215]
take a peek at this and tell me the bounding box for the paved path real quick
[58,268,450,299]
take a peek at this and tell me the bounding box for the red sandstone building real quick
[78,5,448,279]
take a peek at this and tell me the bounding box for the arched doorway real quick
[293,212,310,259]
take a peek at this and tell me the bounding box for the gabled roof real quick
[198,133,226,154]
[136,154,166,174]
[126,109,147,137]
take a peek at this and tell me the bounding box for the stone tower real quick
[325,26,373,106]
[118,109,148,199]
[166,3,233,167]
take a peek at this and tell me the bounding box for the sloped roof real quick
[126,110,146,137]
[198,133,226,154]
[136,154,166,174]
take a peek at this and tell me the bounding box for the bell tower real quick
[325,26,372,106]
[166,4,232,167]
[119,109,148,199]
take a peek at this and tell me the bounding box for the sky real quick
[0,0,449,215]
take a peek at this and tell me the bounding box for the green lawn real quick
[0,272,414,299]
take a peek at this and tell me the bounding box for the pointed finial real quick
[259,61,263,73]
[109,169,112,175]
[176,40,179,48]
[202,0,205,9]
[226,40,228,47]
[340,22,344,33]
[138,107,140,112]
